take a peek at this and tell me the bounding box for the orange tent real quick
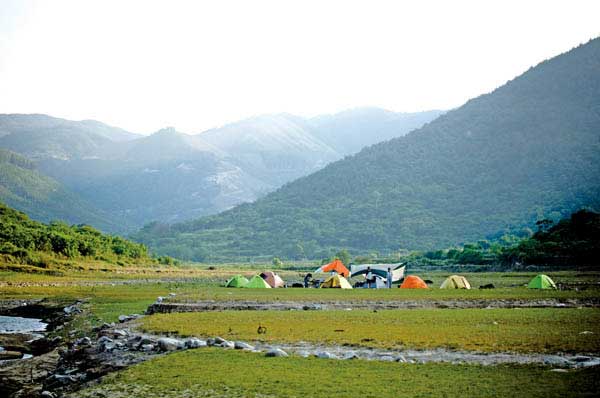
[314,259,350,277]
[400,275,428,289]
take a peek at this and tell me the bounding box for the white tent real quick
[350,263,405,284]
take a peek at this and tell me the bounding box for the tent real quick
[260,271,285,288]
[320,274,353,289]
[350,263,405,284]
[226,275,249,288]
[400,275,428,289]
[527,274,557,289]
[244,275,272,288]
[314,259,350,277]
[440,275,471,289]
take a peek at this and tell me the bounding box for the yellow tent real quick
[440,275,471,289]
[320,274,353,289]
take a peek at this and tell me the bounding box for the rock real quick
[118,315,128,323]
[343,352,359,360]
[380,355,396,361]
[158,337,184,352]
[41,391,55,398]
[297,350,310,358]
[138,336,157,346]
[214,336,229,345]
[316,351,338,360]
[168,293,177,297]
[572,356,592,362]
[99,342,115,352]
[113,329,128,338]
[396,355,407,363]
[75,337,92,346]
[265,348,288,357]
[97,336,113,344]
[63,305,81,315]
[0,350,24,360]
[579,331,594,335]
[185,338,207,348]
[550,368,568,373]
[218,341,234,348]
[140,344,155,352]
[156,296,164,303]
[234,341,254,350]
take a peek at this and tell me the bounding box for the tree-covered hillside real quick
[134,38,600,262]
[0,202,148,268]
[0,149,127,232]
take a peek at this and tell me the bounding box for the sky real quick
[0,0,599,134]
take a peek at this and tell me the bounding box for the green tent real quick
[226,275,249,288]
[527,274,557,289]
[244,275,272,288]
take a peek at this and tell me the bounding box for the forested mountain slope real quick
[0,149,125,232]
[134,38,600,261]
[1,109,439,231]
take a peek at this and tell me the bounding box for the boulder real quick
[97,336,113,345]
[75,337,92,346]
[316,351,338,359]
[265,348,288,357]
[157,337,184,352]
[214,336,229,345]
[112,329,128,338]
[234,341,254,350]
[140,344,155,352]
[185,338,207,348]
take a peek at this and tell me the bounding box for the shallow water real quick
[0,315,47,333]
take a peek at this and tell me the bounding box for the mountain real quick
[0,149,126,232]
[309,108,445,155]
[134,38,600,261]
[0,114,140,160]
[199,114,340,187]
[1,109,439,231]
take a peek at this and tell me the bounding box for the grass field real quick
[140,308,600,353]
[69,348,600,398]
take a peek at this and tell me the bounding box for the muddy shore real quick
[147,297,600,314]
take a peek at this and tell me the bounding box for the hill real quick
[1,109,439,230]
[0,201,150,272]
[0,114,139,160]
[0,149,127,232]
[133,38,600,261]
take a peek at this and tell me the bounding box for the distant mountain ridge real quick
[0,108,440,230]
[0,148,126,232]
[133,38,600,261]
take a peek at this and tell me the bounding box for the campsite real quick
[1,263,599,397]
[1,3,600,397]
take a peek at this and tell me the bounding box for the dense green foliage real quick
[135,39,600,261]
[0,202,148,265]
[502,209,600,266]
[0,148,126,232]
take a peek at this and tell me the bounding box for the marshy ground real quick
[1,269,599,397]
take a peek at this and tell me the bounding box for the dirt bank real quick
[147,297,600,314]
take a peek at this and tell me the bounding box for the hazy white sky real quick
[0,0,598,134]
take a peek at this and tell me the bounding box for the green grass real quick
[70,349,600,398]
[140,308,600,353]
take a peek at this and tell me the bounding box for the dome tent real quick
[260,271,285,288]
[527,274,557,289]
[314,259,350,277]
[440,275,471,289]
[244,275,272,288]
[320,274,353,289]
[225,275,249,288]
[400,275,428,289]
